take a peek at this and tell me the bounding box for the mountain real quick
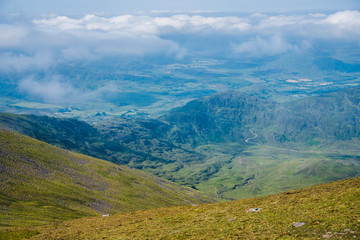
[4,176,359,239]
[156,87,360,198]
[161,87,277,146]
[273,87,360,143]
[0,87,359,200]
[161,86,360,146]
[0,128,214,228]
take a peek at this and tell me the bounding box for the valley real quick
[1,86,359,201]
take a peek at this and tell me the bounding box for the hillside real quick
[162,86,360,146]
[0,113,203,168]
[3,176,359,239]
[0,128,214,228]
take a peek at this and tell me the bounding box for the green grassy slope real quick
[0,128,214,228]
[6,176,359,239]
[192,144,360,200]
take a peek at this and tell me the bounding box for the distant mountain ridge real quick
[161,86,360,146]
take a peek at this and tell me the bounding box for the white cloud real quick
[18,75,76,103]
[34,14,252,35]
[0,52,54,72]
[31,10,360,43]
[154,15,187,29]
[233,35,300,56]
[0,10,359,73]
[17,74,129,104]
[0,24,28,47]
[323,10,360,39]
[325,10,360,27]
[257,15,304,28]
[34,14,159,35]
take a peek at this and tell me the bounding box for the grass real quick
[0,230,39,240]
[6,176,359,239]
[0,128,214,228]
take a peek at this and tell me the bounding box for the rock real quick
[246,208,262,212]
[228,218,236,221]
[293,222,306,227]
[102,214,110,217]
[322,234,333,238]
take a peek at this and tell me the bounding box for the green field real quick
[191,144,360,200]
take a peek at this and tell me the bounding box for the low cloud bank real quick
[18,75,76,103]
[0,10,359,103]
[1,10,359,71]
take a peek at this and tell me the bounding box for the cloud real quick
[17,74,128,104]
[33,14,252,35]
[0,10,359,73]
[18,75,76,103]
[0,51,54,72]
[0,24,28,47]
[153,15,251,33]
[325,10,360,27]
[323,10,360,39]
[31,11,360,52]
[232,35,300,56]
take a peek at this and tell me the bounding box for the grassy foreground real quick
[0,128,213,229]
[4,176,359,239]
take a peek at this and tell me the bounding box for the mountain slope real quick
[161,87,277,146]
[0,113,203,168]
[162,86,360,146]
[0,113,153,165]
[7,176,360,239]
[0,128,214,228]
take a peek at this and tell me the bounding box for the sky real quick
[0,0,359,16]
[0,0,359,103]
